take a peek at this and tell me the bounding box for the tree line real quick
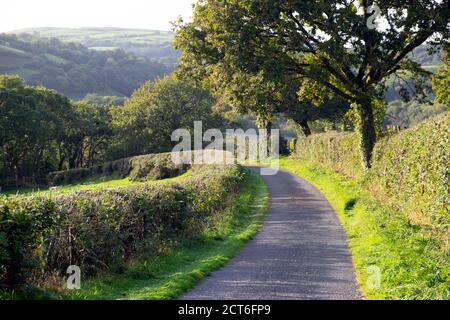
[0,74,222,187]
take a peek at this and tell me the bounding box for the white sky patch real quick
[0,0,195,33]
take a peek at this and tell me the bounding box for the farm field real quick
[8,27,174,45]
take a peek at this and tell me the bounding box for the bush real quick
[129,153,189,181]
[47,152,187,186]
[294,112,450,240]
[0,197,56,289]
[0,164,244,290]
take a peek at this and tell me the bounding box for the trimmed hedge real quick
[0,165,244,290]
[296,131,363,179]
[370,113,450,235]
[47,152,188,186]
[295,112,450,240]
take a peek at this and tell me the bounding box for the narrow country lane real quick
[181,167,362,300]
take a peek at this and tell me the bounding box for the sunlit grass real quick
[277,157,449,300]
[1,170,191,197]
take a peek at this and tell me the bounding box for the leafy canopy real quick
[176,0,449,102]
[175,0,449,167]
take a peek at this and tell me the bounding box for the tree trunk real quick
[298,118,311,137]
[289,117,311,137]
[256,115,273,156]
[356,101,377,170]
[264,120,272,156]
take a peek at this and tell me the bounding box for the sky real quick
[0,0,196,33]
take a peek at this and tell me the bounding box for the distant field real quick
[9,27,174,45]
[89,46,118,51]
[0,44,28,56]
[0,44,31,68]
[7,27,179,66]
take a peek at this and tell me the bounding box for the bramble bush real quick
[295,112,450,241]
[0,164,244,290]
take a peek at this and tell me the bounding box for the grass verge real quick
[60,169,269,300]
[278,157,449,300]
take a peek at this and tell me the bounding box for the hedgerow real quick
[370,113,450,238]
[0,164,244,290]
[295,112,450,241]
[47,152,188,186]
[296,131,363,179]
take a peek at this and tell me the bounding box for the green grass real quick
[59,169,268,300]
[1,170,191,197]
[277,157,449,300]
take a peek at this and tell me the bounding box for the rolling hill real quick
[7,27,180,67]
[0,32,171,99]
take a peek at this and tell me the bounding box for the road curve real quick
[181,167,362,300]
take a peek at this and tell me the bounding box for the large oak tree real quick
[175,0,449,168]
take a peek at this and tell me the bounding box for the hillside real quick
[0,33,170,98]
[7,27,180,67]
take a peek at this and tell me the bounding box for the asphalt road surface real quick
[182,167,362,300]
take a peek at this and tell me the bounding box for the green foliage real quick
[0,164,244,291]
[0,197,56,289]
[109,75,225,159]
[296,131,363,179]
[71,101,113,168]
[61,169,268,300]
[370,112,450,237]
[295,112,450,240]
[0,74,75,186]
[202,69,351,136]
[1,75,223,188]
[81,93,125,106]
[174,0,449,167]
[47,152,188,186]
[0,75,114,187]
[128,153,189,182]
[432,47,450,109]
[0,33,169,98]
